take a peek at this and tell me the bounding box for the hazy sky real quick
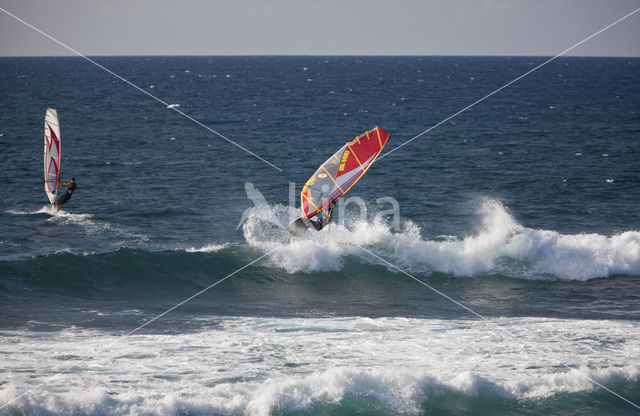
[1,0,639,56]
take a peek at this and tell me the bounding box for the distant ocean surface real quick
[1,56,639,415]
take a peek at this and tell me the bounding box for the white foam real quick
[6,206,148,259]
[1,317,638,415]
[6,205,55,215]
[40,209,148,244]
[7,205,94,220]
[46,210,94,223]
[184,243,228,253]
[241,204,390,273]
[241,199,640,280]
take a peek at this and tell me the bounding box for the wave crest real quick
[241,199,640,280]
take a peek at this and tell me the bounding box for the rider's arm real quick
[324,203,335,223]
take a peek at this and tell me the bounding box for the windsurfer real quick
[55,177,76,211]
[302,202,335,231]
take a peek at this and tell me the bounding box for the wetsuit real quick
[303,216,324,231]
[302,203,335,231]
[57,180,76,205]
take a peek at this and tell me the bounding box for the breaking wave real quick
[242,199,640,280]
[1,316,639,416]
[3,367,639,416]
[5,200,640,281]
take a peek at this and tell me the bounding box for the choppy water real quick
[1,56,639,415]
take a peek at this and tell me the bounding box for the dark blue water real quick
[1,56,639,415]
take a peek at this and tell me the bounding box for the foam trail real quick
[7,205,94,220]
[242,199,640,280]
[4,206,148,260]
[7,205,58,215]
[184,243,228,253]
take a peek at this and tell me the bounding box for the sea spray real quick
[242,199,640,280]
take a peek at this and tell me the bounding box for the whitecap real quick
[1,317,638,415]
[241,199,640,280]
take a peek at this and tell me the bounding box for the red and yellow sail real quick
[301,126,390,218]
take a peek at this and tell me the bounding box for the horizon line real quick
[2,53,639,59]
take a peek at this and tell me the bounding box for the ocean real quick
[0,55,639,415]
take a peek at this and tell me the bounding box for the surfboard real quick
[289,126,391,236]
[44,108,61,206]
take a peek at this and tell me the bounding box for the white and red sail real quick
[44,108,61,205]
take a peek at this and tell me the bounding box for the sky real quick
[0,0,639,57]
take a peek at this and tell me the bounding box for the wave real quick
[4,368,638,416]
[1,315,639,415]
[4,200,640,282]
[0,248,239,300]
[242,199,640,280]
